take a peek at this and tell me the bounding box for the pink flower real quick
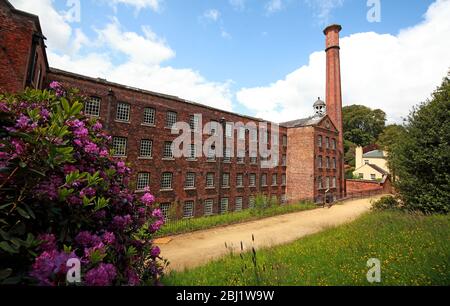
[84,263,117,286]
[102,232,115,245]
[99,149,109,158]
[93,122,103,131]
[84,142,99,154]
[16,114,30,129]
[150,246,160,258]
[141,193,155,206]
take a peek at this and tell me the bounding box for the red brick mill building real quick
[0,0,345,219]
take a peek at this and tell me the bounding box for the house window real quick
[332,177,337,188]
[210,121,218,136]
[235,197,243,212]
[250,151,257,164]
[282,135,288,147]
[326,157,331,169]
[273,135,279,146]
[282,155,287,166]
[272,154,279,167]
[358,173,364,179]
[166,111,177,128]
[282,174,286,186]
[318,156,323,168]
[326,137,330,149]
[365,160,370,165]
[333,157,337,169]
[261,174,267,186]
[326,177,330,189]
[85,97,101,117]
[207,147,216,161]
[272,174,277,186]
[238,126,245,140]
[189,115,200,132]
[249,174,256,187]
[188,144,196,160]
[222,173,230,188]
[236,174,244,187]
[136,172,150,191]
[163,141,173,159]
[332,139,337,150]
[261,130,268,143]
[318,135,323,147]
[224,148,231,162]
[204,199,214,216]
[160,203,171,221]
[206,173,215,188]
[143,107,155,125]
[318,176,323,189]
[185,172,196,189]
[225,123,233,138]
[249,196,255,209]
[220,198,229,214]
[116,102,130,122]
[161,172,173,190]
[140,140,153,158]
[237,150,245,163]
[112,137,127,157]
[371,174,376,180]
[183,201,194,219]
[250,128,257,142]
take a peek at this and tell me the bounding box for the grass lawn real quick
[156,201,316,237]
[163,211,450,286]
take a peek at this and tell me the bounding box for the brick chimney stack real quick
[324,24,345,196]
[324,24,343,149]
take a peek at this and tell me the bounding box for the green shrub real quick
[372,195,401,211]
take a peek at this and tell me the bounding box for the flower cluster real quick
[0,83,165,286]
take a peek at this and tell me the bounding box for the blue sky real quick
[10,0,450,122]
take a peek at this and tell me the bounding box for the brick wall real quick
[346,179,383,193]
[47,69,289,218]
[0,1,47,93]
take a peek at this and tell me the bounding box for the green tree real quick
[389,73,450,214]
[377,124,406,181]
[343,105,386,147]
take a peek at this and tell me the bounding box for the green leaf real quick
[61,98,70,114]
[16,207,30,219]
[0,269,12,281]
[0,241,18,254]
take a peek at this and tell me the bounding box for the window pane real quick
[116,103,130,122]
[166,111,177,128]
[183,201,194,219]
[204,199,214,216]
[235,197,243,211]
[143,108,155,125]
[136,173,150,191]
[85,97,101,116]
[161,173,172,189]
[140,140,153,158]
[112,137,127,157]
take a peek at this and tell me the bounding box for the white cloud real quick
[305,0,344,24]
[203,9,221,22]
[229,0,246,11]
[10,0,74,51]
[237,0,450,123]
[11,0,233,112]
[265,0,284,14]
[106,0,162,12]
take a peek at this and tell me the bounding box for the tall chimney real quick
[324,24,345,196]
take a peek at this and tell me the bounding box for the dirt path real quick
[157,196,382,272]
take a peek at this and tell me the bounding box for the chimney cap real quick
[323,24,342,35]
[313,97,326,107]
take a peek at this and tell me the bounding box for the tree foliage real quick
[343,105,386,147]
[0,83,165,285]
[389,74,450,214]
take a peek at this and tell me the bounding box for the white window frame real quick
[235,197,243,212]
[204,199,214,216]
[160,203,171,221]
[220,198,229,214]
[143,107,155,125]
[112,137,127,157]
[163,141,173,159]
[206,173,215,188]
[189,115,200,132]
[261,174,267,186]
[236,174,244,187]
[272,174,277,186]
[136,172,150,191]
[85,97,101,117]
[183,201,194,219]
[116,102,130,122]
[249,174,256,187]
[139,139,153,158]
[161,172,173,190]
[222,173,230,188]
[185,172,196,189]
[166,111,177,128]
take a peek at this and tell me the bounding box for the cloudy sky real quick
[9,0,450,123]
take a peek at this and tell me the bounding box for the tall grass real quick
[163,211,450,286]
[156,201,316,237]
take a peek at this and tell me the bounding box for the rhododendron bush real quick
[0,83,165,285]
